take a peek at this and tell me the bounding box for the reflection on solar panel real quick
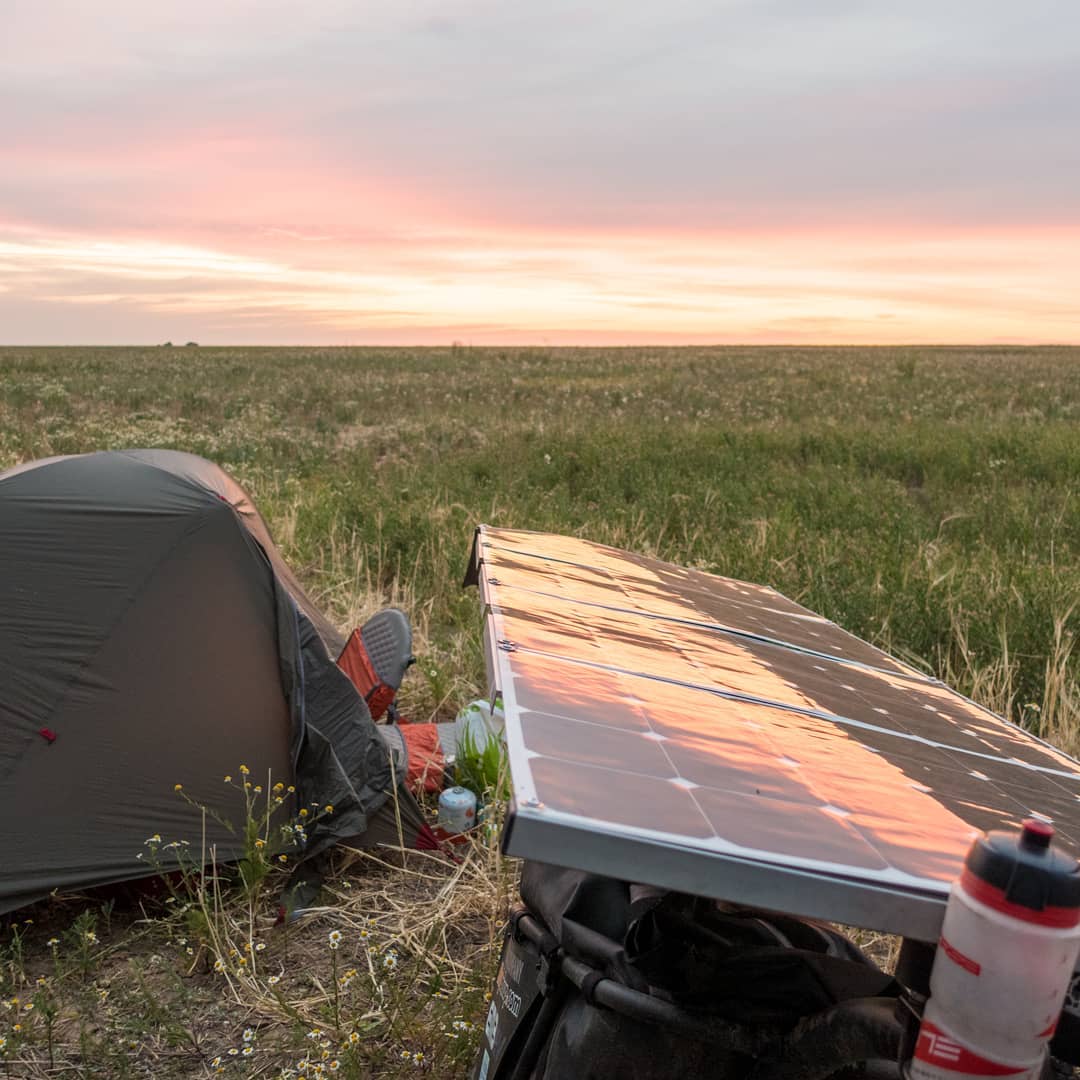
[466,525,1080,942]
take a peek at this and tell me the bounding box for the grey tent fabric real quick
[0,450,410,914]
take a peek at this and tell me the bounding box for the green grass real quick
[1,344,1078,1076]
[1,345,1075,733]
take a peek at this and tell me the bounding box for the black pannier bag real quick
[475,862,904,1080]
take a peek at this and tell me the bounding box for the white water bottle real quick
[909,819,1080,1080]
[455,697,505,746]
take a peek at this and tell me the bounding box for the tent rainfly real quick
[0,449,430,914]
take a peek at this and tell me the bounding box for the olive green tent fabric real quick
[0,450,413,914]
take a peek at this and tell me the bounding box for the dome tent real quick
[0,449,427,914]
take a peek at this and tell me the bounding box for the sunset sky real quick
[2,1,1078,344]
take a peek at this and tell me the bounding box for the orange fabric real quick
[336,629,395,720]
[399,723,446,794]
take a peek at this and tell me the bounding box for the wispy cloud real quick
[2,224,1077,344]
[1,0,1078,341]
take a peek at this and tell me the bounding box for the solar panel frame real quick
[469,525,1080,943]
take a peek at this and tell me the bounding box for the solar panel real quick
[467,525,1080,942]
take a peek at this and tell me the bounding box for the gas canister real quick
[438,785,477,835]
[910,819,1080,1080]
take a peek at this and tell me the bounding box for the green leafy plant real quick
[453,721,509,806]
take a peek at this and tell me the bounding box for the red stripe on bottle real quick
[914,1021,1028,1076]
[961,869,1080,928]
[939,936,981,975]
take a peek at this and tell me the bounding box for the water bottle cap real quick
[964,818,1080,924]
[1021,817,1054,850]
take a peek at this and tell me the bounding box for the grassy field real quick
[1,345,1078,1077]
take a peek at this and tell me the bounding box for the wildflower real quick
[278,854,288,863]
[47,937,59,947]
[145,834,161,845]
[228,1047,239,1055]
[0,1036,6,1050]
[347,1031,360,1045]
[244,781,252,790]
[242,1046,254,1057]
[243,942,253,952]
[381,950,399,972]
[299,808,309,819]
[287,785,296,793]
[84,930,99,945]
[214,959,225,973]
[240,764,250,775]
[358,928,369,940]
[97,987,109,1002]
[268,974,281,986]
[255,942,267,952]
[224,775,232,783]
[328,930,342,950]
[400,1050,411,1060]
[238,956,248,967]
[413,1051,425,1066]
[12,1024,21,1034]
[23,1003,34,1012]
[274,781,284,792]
[211,1057,222,1068]
[254,838,266,849]
[254,784,263,794]
[174,783,183,792]
[36,976,47,988]
[243,1028,255,1043]
[324,804,334,814]
[329,1062,340,1072]
[307,1029,324,1041]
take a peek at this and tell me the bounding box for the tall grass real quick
[1,345,1078,1075]
[1,345,1077,746]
